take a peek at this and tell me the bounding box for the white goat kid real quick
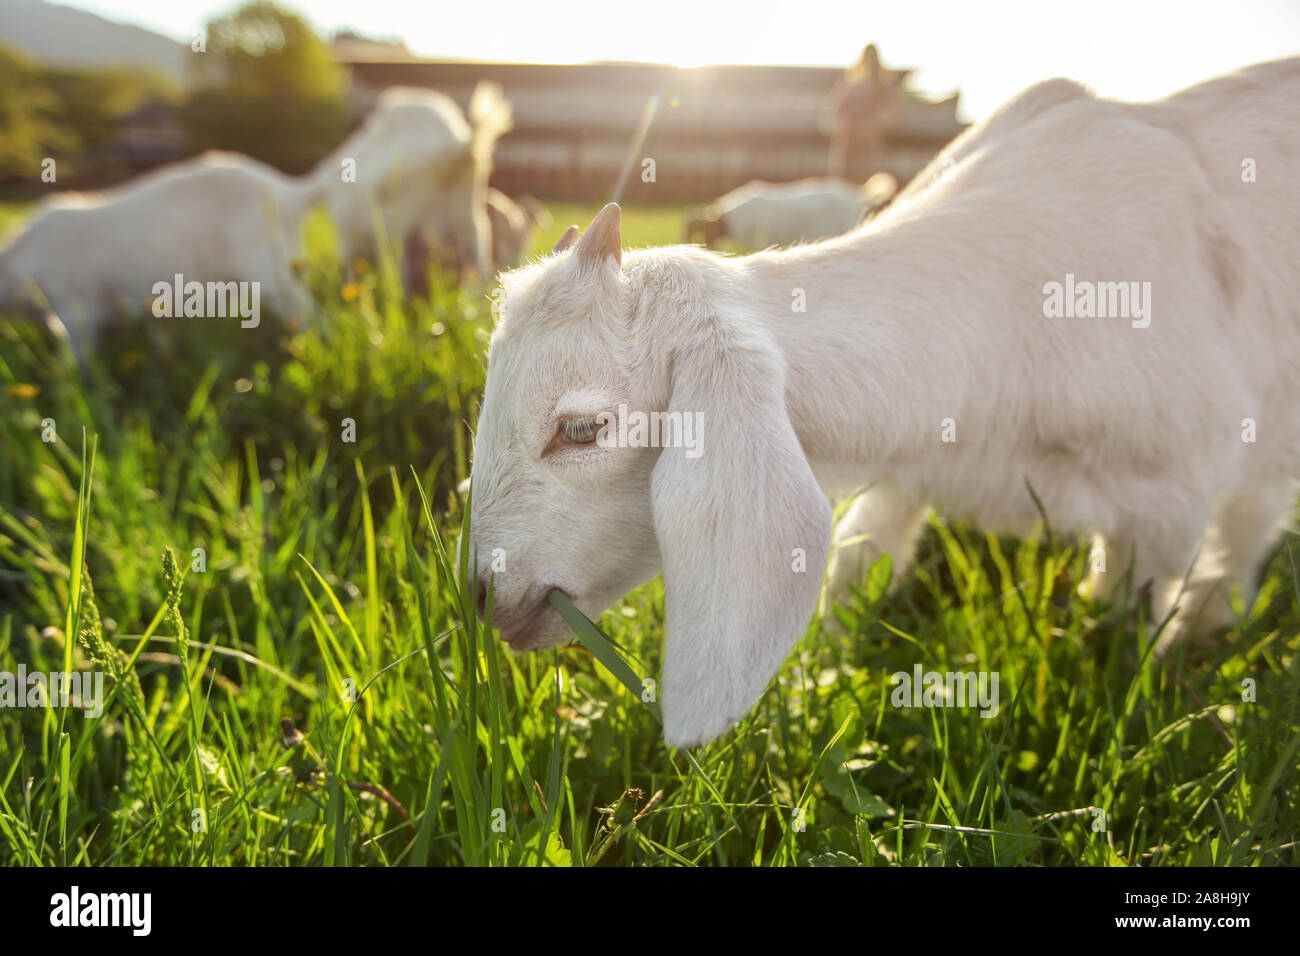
[469,59,1300,747]
[0,153,306,355]
[0,84,510,355]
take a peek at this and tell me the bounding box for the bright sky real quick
[70,0,1300,120]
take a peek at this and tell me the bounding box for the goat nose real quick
[475,576,488,618]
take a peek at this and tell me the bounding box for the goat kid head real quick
[469,203,831,747]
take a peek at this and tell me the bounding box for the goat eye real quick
[557,418,599,445]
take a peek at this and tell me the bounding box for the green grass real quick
[0,201,31,243]
[0,203,1296,867]
[530,202,690,255]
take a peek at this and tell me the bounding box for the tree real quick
[44,66,180,161]
[0,44,179,183]
[184,2,350,175]
[0,45,72,180]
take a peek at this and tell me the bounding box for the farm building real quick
[341,57,967,203]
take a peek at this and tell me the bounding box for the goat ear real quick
[651,330,832,747]
[574,202,622,266]
[551,225,580,254]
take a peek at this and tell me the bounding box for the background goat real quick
[409,188,550,289]
[686,172,897,248]
[0,83,510,355]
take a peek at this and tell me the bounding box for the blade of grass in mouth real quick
[547,589,662,726]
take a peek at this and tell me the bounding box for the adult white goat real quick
[686,172,898,249]
[469,59,1300,747]
[0,84,510,355]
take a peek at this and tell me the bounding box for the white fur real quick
[469,59,1300,746]
[0,83,511,352]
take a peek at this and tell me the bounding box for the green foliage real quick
[0,203,1295,866]
[0,46,74,180]
[183,1,349,174]
[42,66,181,161]
[0,201,30,241]
[0,43,178,182]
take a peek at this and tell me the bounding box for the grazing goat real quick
[0,84,510,354]
[411,188,549,286]
[487,190,550,272]
[469,59,1300,747]
[686,172,897,249]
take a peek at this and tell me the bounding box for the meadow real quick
[0,200,1296,867]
